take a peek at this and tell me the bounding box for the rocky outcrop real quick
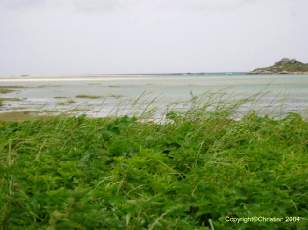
[250,58,308,75]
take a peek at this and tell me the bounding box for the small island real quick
[250,58,308,75]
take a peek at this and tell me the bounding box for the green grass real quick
[0,98,23,103]
[54,96,68,99]
[0,88,15,94]
[76,94,101,99]
[0,86,24,94]
[57,99,76,105]
[0,98,22,108]
[0,107,307,229]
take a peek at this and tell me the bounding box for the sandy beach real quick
[0,75,154,82]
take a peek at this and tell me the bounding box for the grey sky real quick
[0,0,307,75]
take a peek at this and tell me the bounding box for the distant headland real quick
[250,58,308,75]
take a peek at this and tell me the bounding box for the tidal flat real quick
[0,74,308,119]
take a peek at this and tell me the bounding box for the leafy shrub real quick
[0,110,307,229]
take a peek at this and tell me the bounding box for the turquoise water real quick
[1,74,308,118]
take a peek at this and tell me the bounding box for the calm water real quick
[1,74,308,118]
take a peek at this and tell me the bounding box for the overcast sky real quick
[0,0,307,75]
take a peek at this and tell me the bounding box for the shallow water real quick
[1,74,308,118]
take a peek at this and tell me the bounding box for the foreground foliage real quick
[0,109,307,229]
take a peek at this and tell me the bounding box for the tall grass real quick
[0,98,307,229]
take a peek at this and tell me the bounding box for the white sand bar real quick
[0,76,157,82]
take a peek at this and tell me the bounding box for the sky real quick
[0,0,307,75]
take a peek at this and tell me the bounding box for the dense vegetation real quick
[0,106,307,229]
[251,58,308,74]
